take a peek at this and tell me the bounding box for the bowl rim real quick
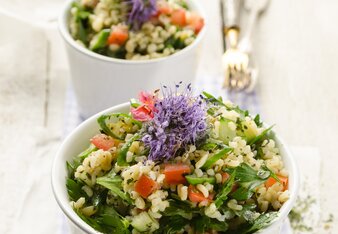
[52,102,300,234]
[58,0,207,65]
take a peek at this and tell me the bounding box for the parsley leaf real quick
[215,170,236,208]
[229,163,271,201]
[155,215,188,234]
[96,176,132,204]
[244,212,279,233]
[66,178,87,201]
[248,125,274,145]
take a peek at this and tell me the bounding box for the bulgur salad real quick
[69,0,204,60]
[66,84,290,233]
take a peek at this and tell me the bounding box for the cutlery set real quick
[221,0,270,92]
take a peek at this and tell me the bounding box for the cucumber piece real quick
[185,175,216,185]
[131,211,159,232]
[218,117,236,144]
[241,120,258,143]
[238,119,269,143]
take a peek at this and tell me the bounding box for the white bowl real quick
[59,0,207,119]
[52,103,299,234]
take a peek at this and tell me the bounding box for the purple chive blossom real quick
[126,0,157,29]
[142,84,208,161]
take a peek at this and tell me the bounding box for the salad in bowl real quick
[68,0,204,60]
[52,84,298,234]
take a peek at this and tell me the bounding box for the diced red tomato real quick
[265,175,288,191]
[188,185,213,203]
[221,172,230,183]
[153,2,172,18]
[164,164,191,185]
[107,26,129,45]
[186,12,204,33]
[90,134,116,151]
[170,9,187,27]
[158,4,172,15]
[134,174,158,198]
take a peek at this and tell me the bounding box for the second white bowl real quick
[59,0,207,118]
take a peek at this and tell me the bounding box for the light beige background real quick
[0,0,337,233]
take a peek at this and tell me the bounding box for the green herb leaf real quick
[66,178,87,201]
[78,143,97,160]
[96,176,132,204]
[67,144,97,178]
[231,186,253,201]
[74,209,106,232]
[202,91,225,106]
[244,212,279,234]
[209,218,229,231]
[230,163,271,201]
[117,134,140,166]
[253,114,263,127]
[155,215,188,234]
[96,206,130,234]
[163,200,193,220]
[215,170,236,208]
[202,146,232,169]
[248,125,274,145]
[262,164,281,183]
[193,215,210,233]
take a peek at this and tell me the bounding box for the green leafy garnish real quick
[202,146,232,169]
[253,114,263,127]
[155,215,188,234]
[117,134,140,166]
[230,163,271,201]
[96,176,132,204]
[66,178,87,201]
[243,212,279,234]
[202,91,225,107]
[66,144,97,178]
[248,125,274,145]
[96,206,130,234]
[163,200,194,220]
[215,171,236,208]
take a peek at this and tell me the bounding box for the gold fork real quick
[221,0,252,91]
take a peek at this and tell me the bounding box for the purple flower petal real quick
[126,0,157,29]
[142,84,208,161]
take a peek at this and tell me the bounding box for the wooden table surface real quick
[0,0,337,233]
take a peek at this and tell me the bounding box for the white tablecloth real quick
[1,0,338,233]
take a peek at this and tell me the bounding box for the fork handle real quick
[221,0,241,29]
